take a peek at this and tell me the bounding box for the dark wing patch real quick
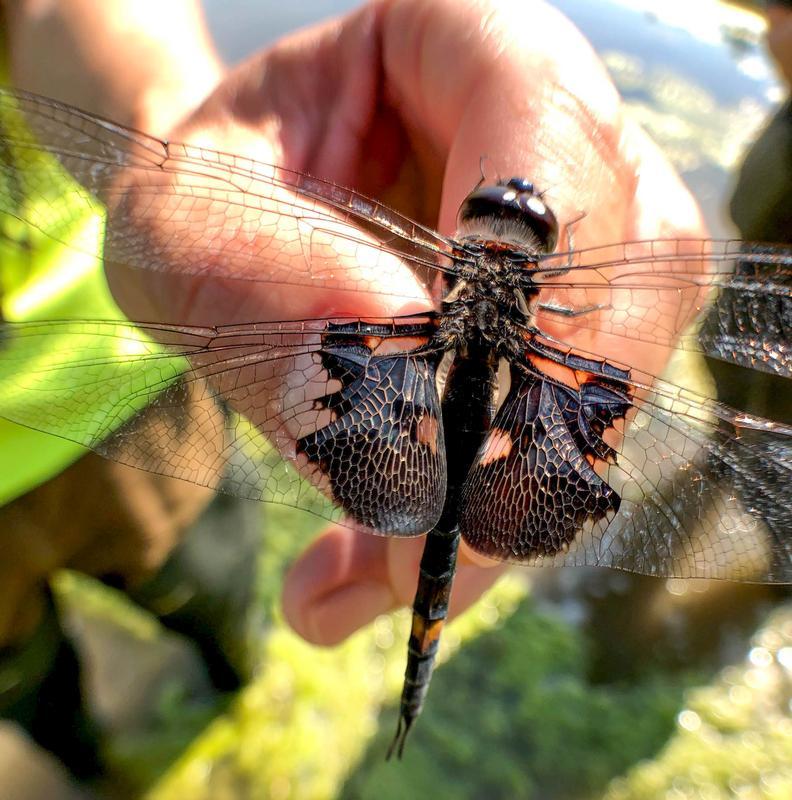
[459,361,632,561]
[296,326,445,535]
[698,254,792,377]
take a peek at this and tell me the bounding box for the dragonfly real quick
[0,89,790,757]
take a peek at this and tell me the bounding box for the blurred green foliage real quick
[604,609,792,800]
[342,595,692,800]
[56,501,791,800]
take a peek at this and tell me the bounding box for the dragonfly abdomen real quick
[388,526,460,759]
[389,340,499,758]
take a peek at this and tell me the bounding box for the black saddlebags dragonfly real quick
[0,89,790,756]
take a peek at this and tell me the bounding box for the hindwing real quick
[297,323,445,534]
[459,348,632,561]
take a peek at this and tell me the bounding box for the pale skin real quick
[767,3,792,88]
[6,0,706,646]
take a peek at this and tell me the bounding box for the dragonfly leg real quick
[537,210,587,276]
[538,300,611,317]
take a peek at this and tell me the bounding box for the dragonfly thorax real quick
[438,271,534,352]
[439,176,557,352]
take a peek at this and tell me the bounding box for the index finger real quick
[103,132,435,328]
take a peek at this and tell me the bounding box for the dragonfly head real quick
[456,177,559,254]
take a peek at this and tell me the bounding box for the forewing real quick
[0,317,444,534]
[0,88,460,303]
[534,239,792,378]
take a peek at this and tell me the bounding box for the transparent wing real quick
[0,317,445,534]
[534,239,791,377]
[3,88,791,580]
[0,88,461,303]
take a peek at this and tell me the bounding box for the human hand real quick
[101,0,705,645]
[767,2,792,88]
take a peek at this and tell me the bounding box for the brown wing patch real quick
[525,351,581,390]
[415,411,440,453]
[372,335,431,355]
[479,427,513,466]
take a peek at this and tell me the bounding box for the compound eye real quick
[518,192,559,252]
[457,178,559,252]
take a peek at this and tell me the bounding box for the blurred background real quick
[1,1,791,799]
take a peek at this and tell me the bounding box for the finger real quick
[383,534,506,622]
[106,147,433,328]
[282,524,408,645]
[625,119,705,241]
[282,524,505,646]
[447,561,508,619]
[105,5,433,326]
[178,3,385,187]
[767,6,792,86]
[381,0,628,243]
